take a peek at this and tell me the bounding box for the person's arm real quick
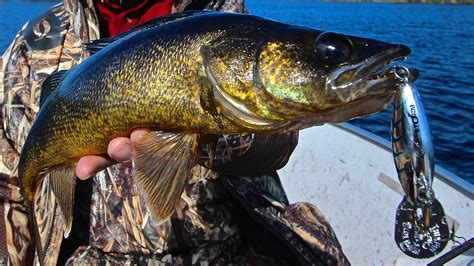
[209,132,298,176]
[0,26,35,265]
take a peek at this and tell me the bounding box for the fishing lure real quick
[390,66,451,258]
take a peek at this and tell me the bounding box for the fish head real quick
[203,20,411,131]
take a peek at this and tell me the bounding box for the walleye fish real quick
[19,11,410,242]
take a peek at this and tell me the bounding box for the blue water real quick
[1,1,473,183]
[248,1,474,183]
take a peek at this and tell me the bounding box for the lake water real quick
[1,1,473,183]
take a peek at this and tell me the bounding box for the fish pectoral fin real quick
[132,131,198,221]
[48,164,76,238]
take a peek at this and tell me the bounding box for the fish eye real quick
[315,32,353,66]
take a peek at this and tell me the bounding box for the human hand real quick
[75,128,150,180]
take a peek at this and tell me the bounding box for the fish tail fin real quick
[133,131,198,220]
[49,164,77,238]
[27,201,45,266]
[20,160,76,264]
[18,150,46,265]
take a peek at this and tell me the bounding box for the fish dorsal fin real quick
[48,164,76,238]
[40,70,67,107]
[86,10,209,55]
[128,10,209,33]
[84,39,119,55]
[132,131,198,221]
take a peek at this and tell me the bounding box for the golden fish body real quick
[18,12,410,254]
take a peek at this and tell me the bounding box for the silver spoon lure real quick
[390,66,451,258]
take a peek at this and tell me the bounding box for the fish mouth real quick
[359,45,411,82]
[327,45,411,103]
[283,45,411,131]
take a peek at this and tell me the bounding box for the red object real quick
[97,0,173,37]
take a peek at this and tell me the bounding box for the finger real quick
[108,137,132,162]
[76,155,115,180]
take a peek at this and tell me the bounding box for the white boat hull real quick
[278,123,473,265]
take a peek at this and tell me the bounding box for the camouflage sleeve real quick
[0,26,35,265]
[0,4,74,264]
[209,132,299,175]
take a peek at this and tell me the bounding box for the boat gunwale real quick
[332,122,474,200]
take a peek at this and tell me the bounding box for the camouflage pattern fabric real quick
[223,175,350,265]
[0,2,84,264]
[0,0,349,265]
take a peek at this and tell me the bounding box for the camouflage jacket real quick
[0,0,349,265]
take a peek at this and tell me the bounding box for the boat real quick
[278,122,473,265]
